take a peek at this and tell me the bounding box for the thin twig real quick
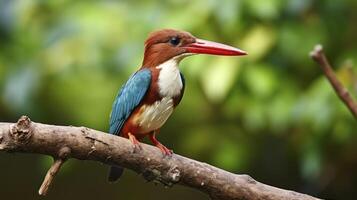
[310,44,357,119]
[38,146,71,195]
[38,159,65,195]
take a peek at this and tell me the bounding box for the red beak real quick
[184,39,247,56]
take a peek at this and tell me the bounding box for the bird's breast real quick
[156,59,183,98]
[125,59,183,134]
[132,97,174,133]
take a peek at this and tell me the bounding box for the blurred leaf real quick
[241,25,276,61]
[243,100,266,132]
[245,0,283,20]
[214,0,242,34]
[336,60,355,90]
[278,21,326,70]
[212,139,247,171]
[301,143,321,181]
[243,63,278,98]
[267,89,296,133]
[3,66,40,113]
[293,77,335,133]
[200,57,241,103]
[332,120,353,144]
[286,0,312,14]
[45,70,117,129]
[0,60,6,84]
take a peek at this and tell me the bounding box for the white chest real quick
[156,59,183,97]
[134,97,174,133]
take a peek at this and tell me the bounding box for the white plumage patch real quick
[134,97,174,133]
[156,58,183,97]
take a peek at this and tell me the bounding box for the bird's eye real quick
[169,37,180,46]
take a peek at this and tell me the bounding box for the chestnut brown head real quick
[142,29,247,68]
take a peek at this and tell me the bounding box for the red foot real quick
[128,132,142,152]
[149,132,173,156]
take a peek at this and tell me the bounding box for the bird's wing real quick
[109,69,152,135]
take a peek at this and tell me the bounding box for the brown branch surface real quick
[310,44,357,119]
[0,116,321,200]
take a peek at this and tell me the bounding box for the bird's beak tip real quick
[184,38,247,56]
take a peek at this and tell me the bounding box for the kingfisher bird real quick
[108,29,247,182]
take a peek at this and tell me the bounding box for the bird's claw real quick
[128,132,142,153]
[132,143,143,153]
[163,151,173,158]
[149,132,173,157]
[158,146,173,158]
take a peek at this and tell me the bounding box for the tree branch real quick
[310,44,357,119]
[0,116,320,200]
[38,146,71,195]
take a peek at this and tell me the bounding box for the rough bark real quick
[0,116,321,200]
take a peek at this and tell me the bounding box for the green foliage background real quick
[1,0,357,199]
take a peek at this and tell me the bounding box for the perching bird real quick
[108,29,247,182]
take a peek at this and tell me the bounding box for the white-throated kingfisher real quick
[108,29,247,182]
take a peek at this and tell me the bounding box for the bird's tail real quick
[108,166,124,182]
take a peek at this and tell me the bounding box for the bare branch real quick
[310,44,357,119]
[0,116,321,200]
[38,146,71,195]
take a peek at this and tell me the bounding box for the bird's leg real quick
[128,132,142,152]
[149,131,173,156]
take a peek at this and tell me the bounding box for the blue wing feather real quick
[109,69,151,135]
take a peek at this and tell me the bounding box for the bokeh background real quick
[1,0,357,199]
